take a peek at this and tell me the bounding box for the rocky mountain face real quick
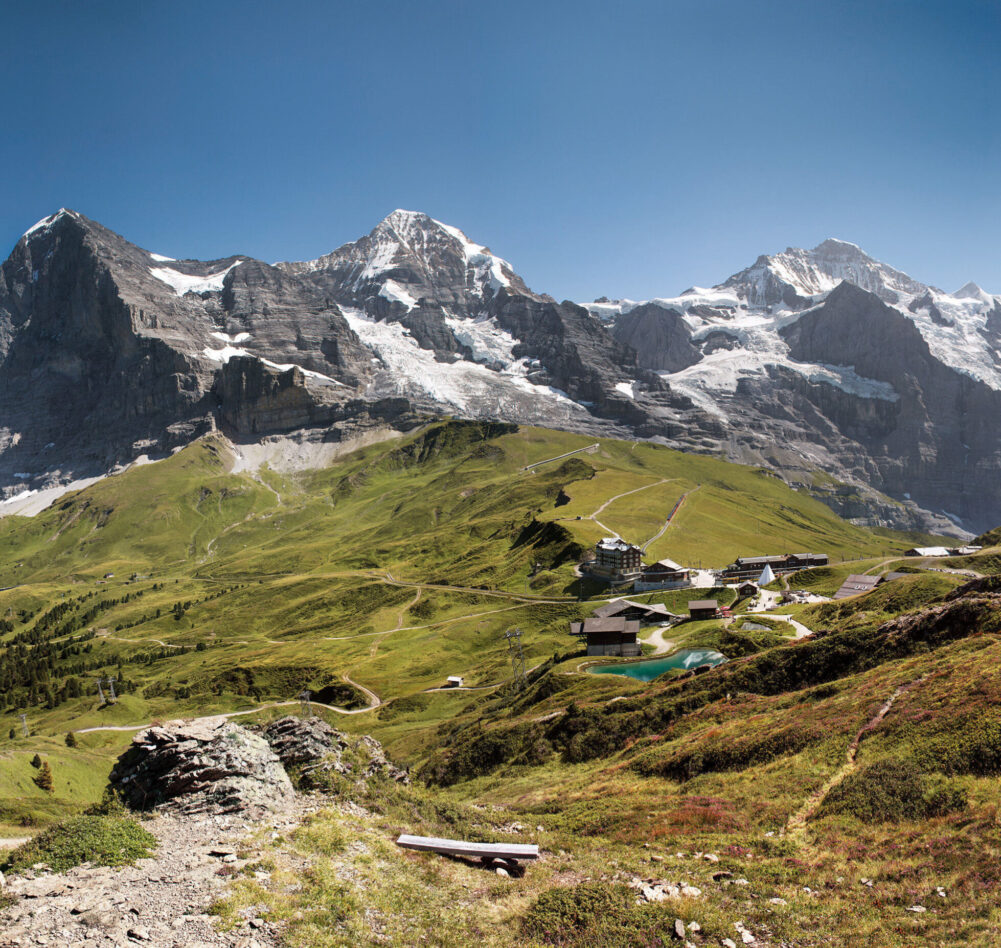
[1,210,998,533]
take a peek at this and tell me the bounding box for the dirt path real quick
[0,836,30,850]
[1,806,305,947]
[641,625,675,655]
[75,689,384,735]
[785,677,922,833]
[520,443,600,472]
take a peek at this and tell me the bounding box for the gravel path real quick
[0,800,319,948]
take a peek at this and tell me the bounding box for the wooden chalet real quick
[633,558,692,591]
[720,552,828,581]
[735,580,759,598]
[687,599,719,620]
[569,617,641,657]
[592,599,677,624]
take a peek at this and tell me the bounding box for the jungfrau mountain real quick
[1,208,999,534]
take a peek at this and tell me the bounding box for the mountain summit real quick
[1,212,999,532]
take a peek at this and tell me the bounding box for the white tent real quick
[758,564,776,585]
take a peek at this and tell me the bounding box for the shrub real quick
[1,814,156,873]
[29,753,41,769]
[64,732,77,747]
[522,883,632,944]
[818,759,967,823]
[33,761,53,793]
[522,881,677,946]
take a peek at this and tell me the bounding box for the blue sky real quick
[1,0,997,300]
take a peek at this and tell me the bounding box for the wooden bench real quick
[395,834,540,862]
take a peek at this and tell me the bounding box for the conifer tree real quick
[34,760,53,792]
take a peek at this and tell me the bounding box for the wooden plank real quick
[396,834,539,860]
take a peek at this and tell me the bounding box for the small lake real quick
[589,649,728,682]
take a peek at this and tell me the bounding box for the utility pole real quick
[298,689,313,718]
[18,713,28,738]
[96,678,105,705]
[106,677,117,703]
[505,628,528,691]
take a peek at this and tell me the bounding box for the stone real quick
[680,885,701,898]
[907,905,927,913]
[769,897,787,905]
[256,716,409,787]
[108,719,295,816]
[687,921,701,932]
[672,918,686,940]
[723,940,738,948]
[127,926,151,941]
[495,867,509,878]
[712,870,733,882]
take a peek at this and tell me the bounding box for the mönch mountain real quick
[2,209,999,533]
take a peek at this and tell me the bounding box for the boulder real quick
[108,719,294,815]
[257,716,409,787]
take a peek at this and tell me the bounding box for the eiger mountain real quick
[1,208,999,533]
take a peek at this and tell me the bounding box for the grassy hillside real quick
[0,421,929,765]
[4,420,990,945]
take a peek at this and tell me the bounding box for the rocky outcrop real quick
[3,209,1000,531]
[610,303,702,372]
[108,719,295,815]
[258,715,409,786]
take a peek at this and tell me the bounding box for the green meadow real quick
[5,420,1000,945]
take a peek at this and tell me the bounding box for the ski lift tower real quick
[504,628,528,691]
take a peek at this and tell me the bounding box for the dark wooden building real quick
[569,617,642,656]
[592,599,677,624]
[687,599,719,620]
[721,552,829,581]
[634,558,691,591]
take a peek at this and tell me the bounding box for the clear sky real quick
[1,0,997,300]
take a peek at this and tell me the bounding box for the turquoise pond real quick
[589,649,728,682]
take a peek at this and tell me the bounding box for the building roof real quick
[688,599,719,611]
[568,620,636,640]
[593,599,675,620]
[596,537,641,553]
[734,555,788,566]
[905,546,952,557]
[570,617,641,636]
[647,558,684,571]
[833,574,882,599]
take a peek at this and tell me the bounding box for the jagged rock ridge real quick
[1,209,999,532]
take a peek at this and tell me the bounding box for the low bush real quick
[522,881,682,946]
[818,759,967,823]
[1,814,156,873]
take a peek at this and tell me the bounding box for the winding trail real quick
[641,625,676,655]
[785,677,924,833]
[75,691,383,736]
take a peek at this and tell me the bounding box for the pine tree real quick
[34,761,53,792]
[30,753,42,769]
[65,731,78,747]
